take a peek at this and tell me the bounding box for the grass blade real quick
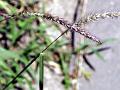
[39,53,44,90]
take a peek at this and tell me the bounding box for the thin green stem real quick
[3,30,68,90]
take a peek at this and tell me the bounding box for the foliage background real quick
[0,0,120,90]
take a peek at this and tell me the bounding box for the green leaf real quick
[60,53,71,89]
[0,58,9,70]
[0,47,20,60]
[91,48,105,60]
[38,22,47,33]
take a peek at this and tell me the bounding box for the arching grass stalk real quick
[1,12,120,43]
[2,30,68,90]
[26,12,101,43]
[0,12,101,43]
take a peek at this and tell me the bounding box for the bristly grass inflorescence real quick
[1,11,120,45]
[20,12,102,44]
